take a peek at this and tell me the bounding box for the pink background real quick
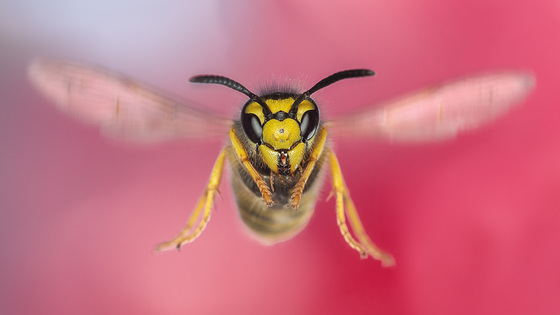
[1,1,559,314]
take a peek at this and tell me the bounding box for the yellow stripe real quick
[244,102,265,124]
[296,100,315,122]
[265,98,294,113]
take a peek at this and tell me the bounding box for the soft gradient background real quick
[1,1,559,314]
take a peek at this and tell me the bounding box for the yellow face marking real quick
[259,141,306,175]
[262,119,301,150]
[244,98,297,125]
[296,99,315,122]
[245,102,265,124]
[265,98,294,114]
[251,97,316,175]
[259,145,279,173]
[287,142,305,173]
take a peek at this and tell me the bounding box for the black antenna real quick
[190,75,272,116]
[306,69,374,95]
[290,69,374,115]
[190,75,254,98]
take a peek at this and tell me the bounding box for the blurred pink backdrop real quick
[1,1,559,314]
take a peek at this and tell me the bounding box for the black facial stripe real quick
[262,140,302,151]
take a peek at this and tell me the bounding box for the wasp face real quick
[241,94,319,175]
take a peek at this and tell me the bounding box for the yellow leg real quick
[155,148,227,252]
[329,150,395,266]
[229,128,273,206]
[290,127,328,208]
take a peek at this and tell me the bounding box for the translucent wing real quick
[28,59,232,143]
[329,72,535,142]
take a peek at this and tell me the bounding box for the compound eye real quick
[300,109,319,140]
[241,113,263,143]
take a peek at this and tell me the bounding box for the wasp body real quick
[227,122,326,243]
[228,116,327,243]
[28,59,534,266]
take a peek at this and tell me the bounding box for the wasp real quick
[28,59,534,266]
